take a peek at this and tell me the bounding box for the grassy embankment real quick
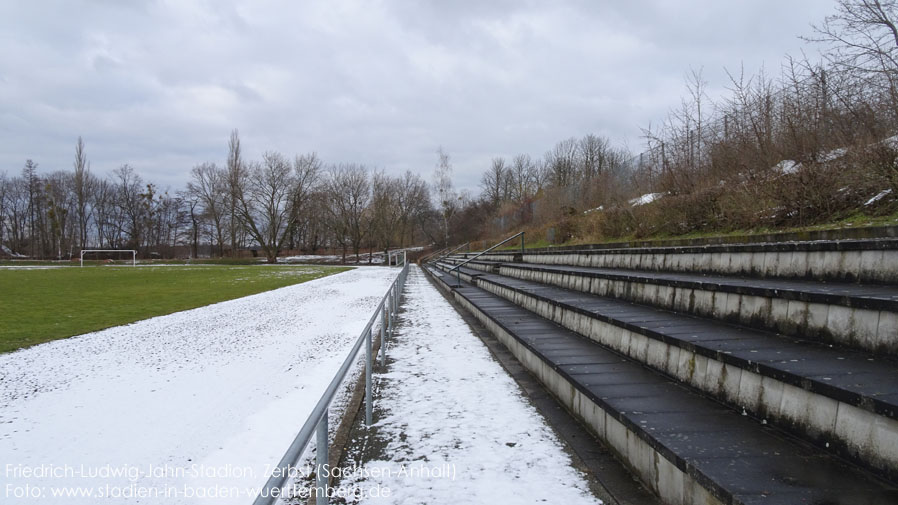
[0,264,351,353]
[485,208,898,251]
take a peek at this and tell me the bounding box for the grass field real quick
[0,264,351,353]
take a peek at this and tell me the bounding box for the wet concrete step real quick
[432,261,898,481]
[424,266,898,505]
[442,257,898,354]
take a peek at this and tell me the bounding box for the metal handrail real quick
[431,241,470,264]
[419,241,467,265]
[442,232,523,284]
[253,253,409,505]
[417,246,448,265]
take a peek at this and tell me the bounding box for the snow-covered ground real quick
[628,192,663,206]
[335,266,601,505]
[0,265,70,270]
[1,267,398,504]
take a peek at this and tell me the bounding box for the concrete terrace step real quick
[433,261,898,481]
[423,266,897,505]
[460,238,898,284]
[442,257,898,354]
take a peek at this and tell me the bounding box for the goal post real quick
[80,249,137,267]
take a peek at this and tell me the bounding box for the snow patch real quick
[629,192,663,206]
[1,244,26,257]
[773,160,801,175]
[819,148,847,162]
[865,189,893,206]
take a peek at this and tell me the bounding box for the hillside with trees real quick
[452,0,898,247]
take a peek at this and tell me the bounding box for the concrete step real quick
[441,257,898,355]
[424,266,897,505]
[432,261,898,481]
[456,238,898,284]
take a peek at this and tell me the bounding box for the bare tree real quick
[226,129,245,256]
[72,136,94,250]
[433,147,457,246]
[324,164,371,262]
[23,160,39,257]
[809,0,898,117]
[112,164,145,250]
[0,172,10,254]
[508,153,537,203]
[480,157,508,207]
[394,170,430,247]
[545,138,579,188]
[236,152,298,263]
[187,162,227,256]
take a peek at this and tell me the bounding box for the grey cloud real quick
[0,0,836,193]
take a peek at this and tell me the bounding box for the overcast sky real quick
[0,0,836,193]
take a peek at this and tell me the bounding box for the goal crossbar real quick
[80,249,137,267]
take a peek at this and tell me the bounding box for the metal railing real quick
[430,242,470,264]
[253,250,409,505]
[443,232,523,284]
[386,247,413,267]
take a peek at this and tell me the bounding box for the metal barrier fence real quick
[253,251,409,505]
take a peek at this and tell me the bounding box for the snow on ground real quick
[0,266,397,504]
[280,254,385,265]
[1,244,26,257]
[865,188,893,206]
[0,265,70,270]
[336,266,601,505]
[629,192,663,206]
[773,159,801,174]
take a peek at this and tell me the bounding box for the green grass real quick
[573,209,898,247]
[0,264,351,353]
[472,208,898,253]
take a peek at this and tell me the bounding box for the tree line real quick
[4,1,895,257]
[0,132,437,263]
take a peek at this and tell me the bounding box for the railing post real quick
[521,232,525,256]
[316,410,328,505]
[387,293,393,337]
[365,327,373,426]
[380,310,386,367]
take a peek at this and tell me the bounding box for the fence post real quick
[316,410,328,505]
[365,328,372,426]
[380,310,386,367]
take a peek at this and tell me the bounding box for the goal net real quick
[80,249,137,267]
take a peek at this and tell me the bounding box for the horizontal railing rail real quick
[433,242,470,264]
[417,247,446,265]
[387,247,414,266]
[442,232,524,284]
[253,251,408,505]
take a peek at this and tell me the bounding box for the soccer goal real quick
[80,249,137,267]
